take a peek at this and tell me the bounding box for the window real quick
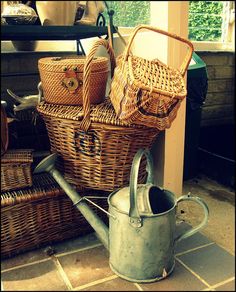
[104,1,235,51]
[188,1,235,50]
[104,1,150,27]
[188,1,224,41]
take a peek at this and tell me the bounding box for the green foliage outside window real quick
[103,1,224,42]
[188,1,223,41]
[104,1,150,27]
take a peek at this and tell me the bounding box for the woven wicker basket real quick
[1,173,109,259]
[1,149,33,192]
[38,52,111,105]
[37,39,159,191]
[109,25,194,130]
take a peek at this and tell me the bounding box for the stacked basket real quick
[1,149,33,192]
[110,25,194,130]
[1,106,34,193]
[1,25,193,259]
[37,26,193,191]
[37,38,160,191]
[1,173,109,258]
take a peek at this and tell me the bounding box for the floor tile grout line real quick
[175,242,215,256]
[51,255,74,291]
[134,283,144,291]
[72,274,118,291]
[205,276,235,290]
[175,257,211,288]
[1,240,233,290]
[201,226,235,256]
[211,241,235,256]
[1,257,51,273]
[177,223,235,256]
[55,243,103,258]
[1,244,103,274]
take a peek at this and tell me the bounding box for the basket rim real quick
[1,172,107,207]
[38,56,109,73]
[36,99,150,129]
[1,149,34,163]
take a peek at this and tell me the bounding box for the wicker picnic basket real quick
[1,149,33,192]
[37,39,159,191]
[1,173,109,259]
[109,25,194,130]
[38,51,110,105]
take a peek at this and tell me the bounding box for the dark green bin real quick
[183,52,208,180]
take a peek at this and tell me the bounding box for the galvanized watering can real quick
[34,148,209,283]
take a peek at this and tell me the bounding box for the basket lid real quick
[37,98,144,128]
[38,56,109,73]
[128,56,187,98]
[1,172,86,207]
[1,149,33,163]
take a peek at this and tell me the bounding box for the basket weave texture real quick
[37,39,160,191]
[109,25,194,130]
[1,173,109,259]
[1,149,33,192]
[37,99,159,191]
[38,54,111,106]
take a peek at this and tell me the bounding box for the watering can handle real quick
[129,148,154,227]
[174,194,209,244]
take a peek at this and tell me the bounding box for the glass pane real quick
[188,1,224,41]
[104,1,150,27]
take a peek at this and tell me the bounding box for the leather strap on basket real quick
[80,39,116,132]
[123,25,194,77]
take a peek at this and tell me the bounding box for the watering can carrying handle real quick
[174,194,209,244]
[129,148,154,227]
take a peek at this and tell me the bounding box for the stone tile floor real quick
[1,227,235,291]
[1,175,235,291]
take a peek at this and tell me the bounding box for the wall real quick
[198,51,235,127]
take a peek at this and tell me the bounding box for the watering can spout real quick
[34,153,109,250]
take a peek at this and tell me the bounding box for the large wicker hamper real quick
[37,98,159,191]
[1,173,109,259]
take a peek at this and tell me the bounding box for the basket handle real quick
[80,39,116,132]
[124,25,194,76]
